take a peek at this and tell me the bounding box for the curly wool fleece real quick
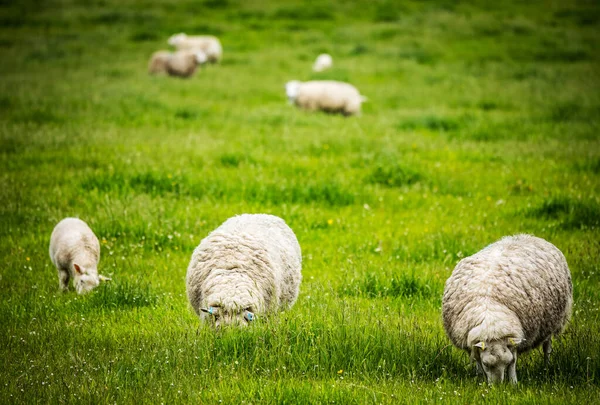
[186,214,302,326]
[443,234,572,353]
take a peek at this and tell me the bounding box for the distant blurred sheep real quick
[286,80,367,116]
[148,50,172,75]
[168,33,222,63]
[442,234,573,384]
[49,218,111,294]
[186,214,302,328]
[165,50,207,78]
[313,53,333,72]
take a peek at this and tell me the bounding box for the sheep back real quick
[174,35,222,63]
[49,218,100,271]
[186,214,302,316]
[166,51,198,78]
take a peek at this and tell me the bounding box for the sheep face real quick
[471,339,521,384]
[72,263,100,294]
[72,263,111,294]
[285,81,301,103]
[194,51,208,65]
[201,306,256,329]
[168,33,186,46]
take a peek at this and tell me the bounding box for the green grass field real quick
[1,0,599,403]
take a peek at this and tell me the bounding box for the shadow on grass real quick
[80,171,357,206]
[525,196,600,230]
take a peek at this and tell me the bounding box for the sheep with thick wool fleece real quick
[186,214,302,328]
[49,218,111,294]
[442,234,572,384]
[286,80,367,116]
[164,50,207,78]
[168,33,222,63]
[313,53,333,72]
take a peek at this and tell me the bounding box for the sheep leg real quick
[543,338,553,366]
[508,353,518,384]
[58,268,70,291]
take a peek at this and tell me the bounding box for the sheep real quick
[165,50,207,78]
[186,214,302,328]
[148,50,172,75]
[49,218,111,294]
[442,234,573,384]
[313,53,333,72]
[285,80,367,116]
[168,33,222,63]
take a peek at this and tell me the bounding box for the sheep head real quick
[201,305,256,328]
[285,81,301,104]
[471,338,523,384]
[194,51,208,65]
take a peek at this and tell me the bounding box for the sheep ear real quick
[99,275,112,282]
[73,263,83,275]
[474,342,486,351]
[507,338,523,347]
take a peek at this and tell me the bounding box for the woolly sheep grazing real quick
[49,218,111,294]
[168,33,222,63]
[165,50,207,78]
[285,80,367,116]
[148,50,172,75]
[313,53,333,72]
[186,214,302,328]
[442,234,573,384]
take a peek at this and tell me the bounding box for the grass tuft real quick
[340,272,435,299]
[367,161,422,188]
[397,115,462,132]
[526,197,600,230]
[79,281,159,311]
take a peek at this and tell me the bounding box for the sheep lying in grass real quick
[49,218,111,294]
[285,80,367,116]
[165,50,207,78]
[168,33,222,63]
[442,234,573,384]
[313,53,333,72]
[148,50,172,75]
[186,214,302,328]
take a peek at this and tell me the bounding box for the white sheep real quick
[165,50,207,78]
[168,33,222,63]
[49,218,111,294]
[313,53,333,72]
[285,80,367,116]
[442,234,573,384]
[186,214,302,328]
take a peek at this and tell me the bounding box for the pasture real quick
[1,0,599,403]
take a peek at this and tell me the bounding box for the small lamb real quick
[285,80,367,116]
[442,234,573,384]
[313,53,333,72]
[186,214,302,328]
[165,50,207,78]
[168,33,222,63]
[49,218,111,294]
